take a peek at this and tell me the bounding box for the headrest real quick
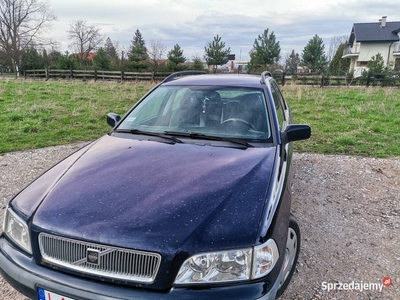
[241,93,264,109]
[203,92,222,117]
[204,91,221,103]
[181,92,201,109]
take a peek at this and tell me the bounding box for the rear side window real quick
[271,83,285,129]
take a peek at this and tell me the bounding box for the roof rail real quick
[162,70,207,83]
[260,71,273,84]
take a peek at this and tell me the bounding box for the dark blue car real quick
[0,71,310,300]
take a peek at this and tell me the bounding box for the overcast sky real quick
[46,0,400,61]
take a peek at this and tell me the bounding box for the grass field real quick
[283,86,400,157]
[0,80,152,153]
[0,79,399,157]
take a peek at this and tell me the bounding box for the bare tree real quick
[284,49,300,73]
[327,35,348,63]
[0,0,56,73]
[148,39,167,73]
[120,44,130,69]
[68,20,104,68]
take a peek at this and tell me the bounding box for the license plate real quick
[38,287,75,300]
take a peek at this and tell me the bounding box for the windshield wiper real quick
[114,129,183,144]
[164,131,254,147]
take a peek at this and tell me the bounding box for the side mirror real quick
[107,113,121,128]
[281,124,311,144]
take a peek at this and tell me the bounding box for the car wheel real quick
[276,214,300,299]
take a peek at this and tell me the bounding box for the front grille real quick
[38,233,161,283]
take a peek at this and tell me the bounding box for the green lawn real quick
[1,79,399,157]
[0,80,152,153]
[282,86,400,157]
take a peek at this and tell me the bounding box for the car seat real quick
[200,91,222,128]
[169,93,202,127]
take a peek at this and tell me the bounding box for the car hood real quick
[26,135,276,253]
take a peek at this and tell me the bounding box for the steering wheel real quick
[221,118,256,130]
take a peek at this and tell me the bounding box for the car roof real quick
[161,74,268,88]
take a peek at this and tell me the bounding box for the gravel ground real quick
[0,143,399,300]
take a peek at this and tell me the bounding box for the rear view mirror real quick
[281,124,311,144]
[107,113,121,128]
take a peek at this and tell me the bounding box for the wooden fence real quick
[24,69,400,87]
[24,69,174,82]
[273,72,400,87]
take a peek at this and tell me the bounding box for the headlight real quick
[174,239,279,285]
[3,206,32,255]
[175,248,252,284]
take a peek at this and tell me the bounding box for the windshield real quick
[117,85,271,142]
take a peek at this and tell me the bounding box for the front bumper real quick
[0,237,280,300]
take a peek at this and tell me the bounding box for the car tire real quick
[276,214,300,299]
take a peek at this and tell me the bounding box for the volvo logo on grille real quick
[87,249,100,265]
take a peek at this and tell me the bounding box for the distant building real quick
[342,16,400,77]
[296,66,311,73]
[209,59,250,73]
[71,52,97,61]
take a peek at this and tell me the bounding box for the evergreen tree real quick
[103,38,121,70]
[328,43,351,75]
[129,29,149,71]
[104,37,119,69]
[22,47,45,70]
[248,29,281,73]
[93,48,111,70]
[42,49,48,68]
[57,51,78,70]
[0,50,10,71]
[366,53,386,74]
[167,44,186,71]
[301,34,328,73]
[203,34,230,73]
[285,50,300,73]
[191,55,206,71]
[48,50,62,69]
[361,53,391,85]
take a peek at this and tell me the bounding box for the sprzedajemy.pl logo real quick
[321,276,392,293]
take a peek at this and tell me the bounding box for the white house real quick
[342,16,400,77]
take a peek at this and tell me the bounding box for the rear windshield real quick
[118,85,271,142]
